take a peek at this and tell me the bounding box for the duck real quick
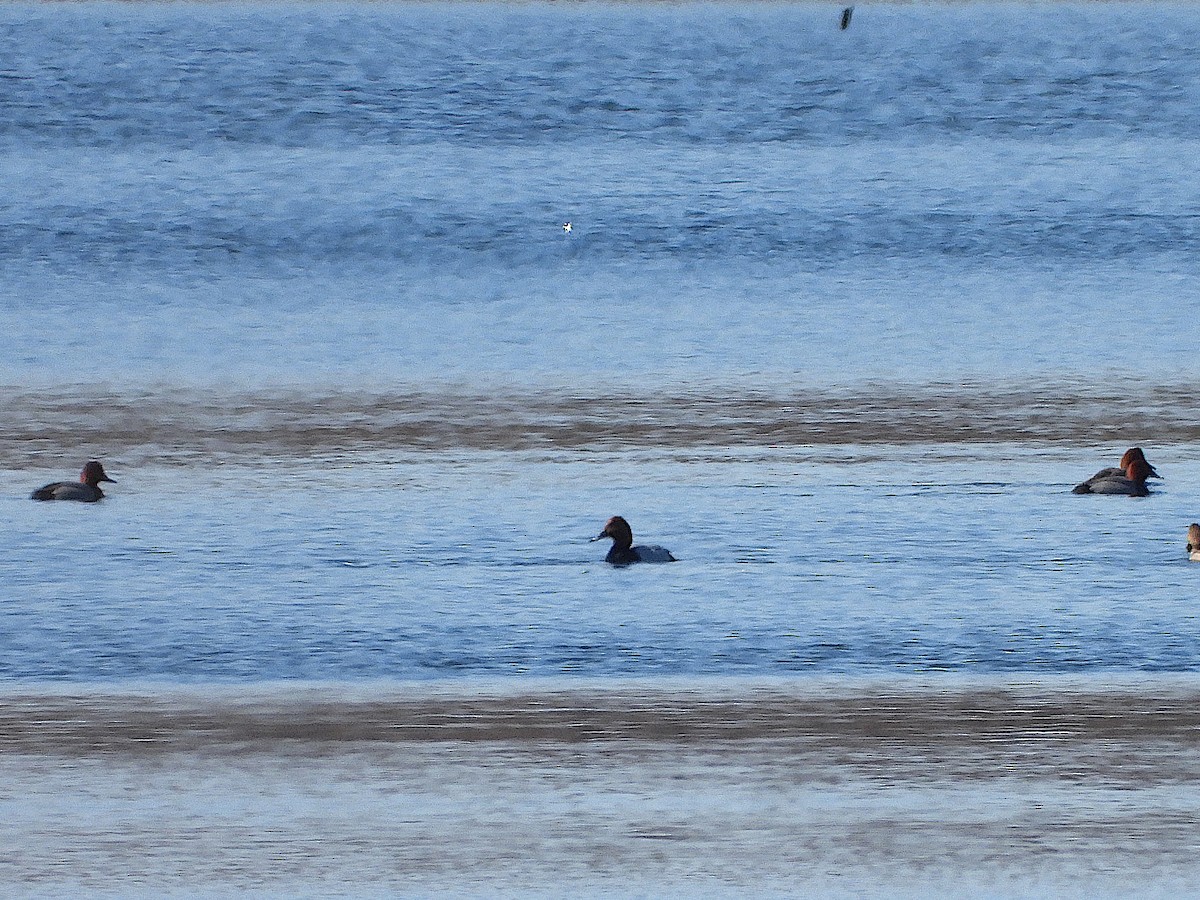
[1188,524,1200,562]
[31,460,116,502]
[1071,456,1154,497]
[1075,447,1161,491]
[591,516,676,566]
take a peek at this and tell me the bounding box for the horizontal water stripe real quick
[2,382,1196,462]
[4,681,1199,755]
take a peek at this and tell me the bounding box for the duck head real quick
[1124,457,1154,488]
[81,461,116,487]
[591,515,634,550]
[1120,447,1145,467]
[1120,447,1160,479]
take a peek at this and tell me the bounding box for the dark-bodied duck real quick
[1075,447,1161,491]
[31,461,116,502]
[591,516,676,565]
[1071,456,1154,497]
[1188,524,1200,562]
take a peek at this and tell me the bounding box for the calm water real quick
[2,0,1199,682]
[4,2,1200,894]
[3,1,1200,390]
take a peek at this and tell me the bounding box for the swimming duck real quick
[1071,456,1154,496]
[1188,524,1200,561]
[591,516,677,565]
[31,460,116,502]
[1075,447,1161,491]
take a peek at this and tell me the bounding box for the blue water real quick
[4,2,1200,684]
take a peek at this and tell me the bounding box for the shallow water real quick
[2,680,1199,898]
[5,0,1200,894]
[7,444,1200,681]
[3,382,1200,464]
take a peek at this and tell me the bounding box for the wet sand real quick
[3,381,1200,465]
[2,681,1198,896]
[4,680,1200,756]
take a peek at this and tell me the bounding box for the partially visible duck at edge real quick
[1188,524,1200,562]
[31,461,116,502]
[1071,456,1155,497]
[1074,447,1161,493]
[591,516,677,565]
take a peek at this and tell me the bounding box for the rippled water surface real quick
[5,1,1200,894]
[2,1,1200,390]
[5,445,1200,681]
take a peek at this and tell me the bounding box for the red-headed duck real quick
[1188,524,1200,562]
[31,461,116,502]
[1072,456,1154,496]
[1075,447,1161,490]
[591,516,677,566]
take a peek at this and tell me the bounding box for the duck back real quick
[31,482,104,502]
[1084,477,1148,496]
[632,545,677,563]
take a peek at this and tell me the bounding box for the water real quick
[4,2,1200,895]
[5,446,1200,681]
[3,680,1199,897]
[3,2,1200,389]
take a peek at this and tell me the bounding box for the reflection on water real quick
[5,681,1200,753]
[1,682,1198,897]
[3,381,1200,464]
